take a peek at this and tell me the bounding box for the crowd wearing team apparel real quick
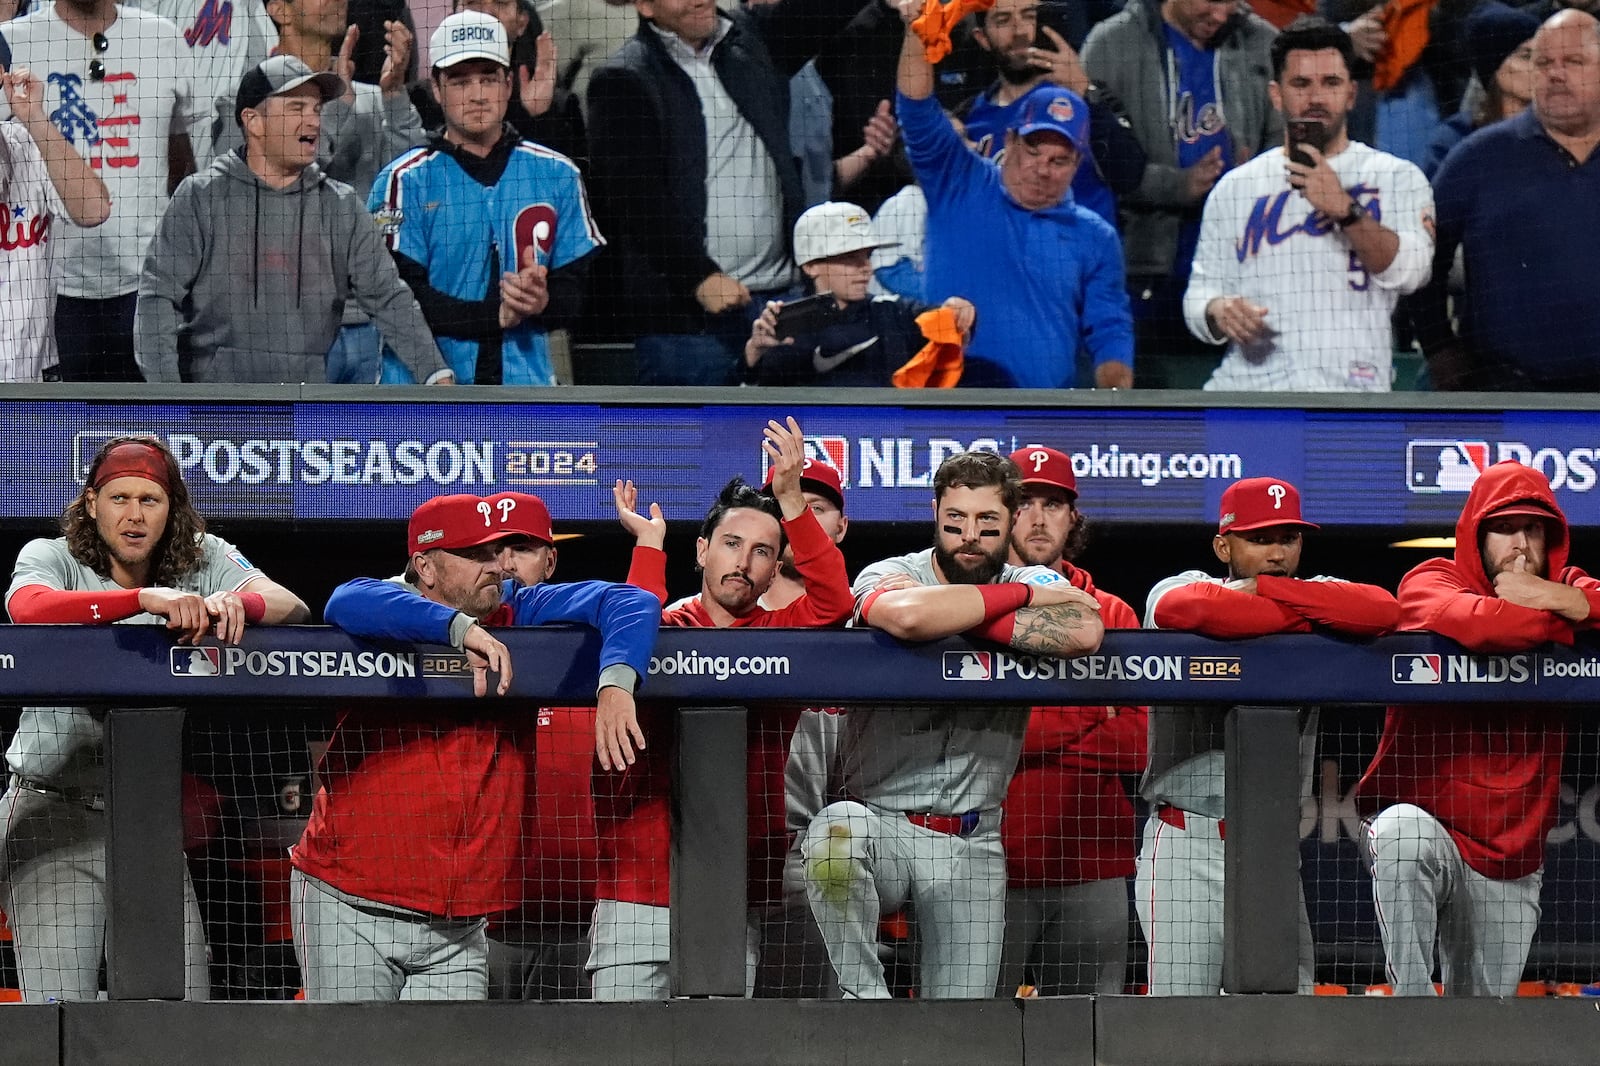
[6,0,1600,388]
[2,427,1592,1003]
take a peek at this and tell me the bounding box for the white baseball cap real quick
[792,202,897,266]
[430,10,511,71]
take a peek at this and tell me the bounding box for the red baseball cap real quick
[408,492,553,555]
[763,458,846,509]
[1217,477,1319,534]
[1009,445,1076,501]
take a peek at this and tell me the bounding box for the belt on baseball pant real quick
[1156,804,1223,840]
[10,774,105,811]
[904,810,982,838]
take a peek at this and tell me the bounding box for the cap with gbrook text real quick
[235,55,346,127]
[1009,445,1076,501]
[1217,477,1319,534]
[409,493,545,555]
[763,458,845,509]
[430,10,511,70]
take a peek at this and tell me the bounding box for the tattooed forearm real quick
[1007,602,1105,657]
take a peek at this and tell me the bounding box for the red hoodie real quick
[1002,562,1148,887]
[1357,461,1600,881]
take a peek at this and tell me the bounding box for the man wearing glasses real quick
[0,0,196,382]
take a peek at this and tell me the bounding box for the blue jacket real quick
[1416,109,1600,388]
[325,577,659,683]
[898,90,1133,388]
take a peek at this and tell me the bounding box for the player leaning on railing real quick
[2,435,309,1002]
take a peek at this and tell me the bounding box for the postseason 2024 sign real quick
[9,397,1600,527]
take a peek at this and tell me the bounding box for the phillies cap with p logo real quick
[1217,477,1319,534]
[1009,445,1076,501]
[763,458,846,509]
[409,492,552,555]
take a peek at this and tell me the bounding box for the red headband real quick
[92,441,173,493]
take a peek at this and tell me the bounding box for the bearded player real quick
[1358,461,1600,995]
[802,449,1106,999]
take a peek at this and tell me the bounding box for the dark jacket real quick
[585,3,860,338]
[741,293,934,386]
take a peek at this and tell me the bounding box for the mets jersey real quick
[370,134,603,385]
[1183,142,1433,392]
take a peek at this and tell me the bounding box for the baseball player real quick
[368,10,603,385]
[1183,19,1434,392]
[290,491,659,1001]
[2,435,310,1002]
[1357,461,1600,995]
[1139,476,1399,995]
[590,417,856,1001]
[998,445,1147,996]
[802,450,1105,999]
[0,64,111,379]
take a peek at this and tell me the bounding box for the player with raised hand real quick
[800,449,1104,1000]
[589,416,855,1001]
[1357,461,1600,996]
[1138,475,1398,995]
[2,435,309,1002]
[290,491,657,1001]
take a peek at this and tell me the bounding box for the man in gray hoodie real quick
[1082,0,1279,364]
[134,55,453,385]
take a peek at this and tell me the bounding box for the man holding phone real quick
[1182,17,1434,392]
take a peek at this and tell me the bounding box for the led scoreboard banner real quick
[8,395,1600,526]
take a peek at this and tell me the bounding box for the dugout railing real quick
[0,625,1595,1066]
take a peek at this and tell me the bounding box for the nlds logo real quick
[1392,653,1530,684]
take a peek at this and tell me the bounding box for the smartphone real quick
[774,293,843,337]
[1286,119,1326,167]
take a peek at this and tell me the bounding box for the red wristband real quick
[239,592,267,624]
[978,583,1031,622]
[967,612,1018,645]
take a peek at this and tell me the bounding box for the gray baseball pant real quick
[1365,803,1541,996]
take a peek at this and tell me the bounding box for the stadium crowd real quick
[2,0,1597,390]
[0,430,1591,1005]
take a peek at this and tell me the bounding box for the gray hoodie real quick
[134,149,449,384]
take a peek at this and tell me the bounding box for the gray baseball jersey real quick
[842,549,1063,814]
[4,534,263,786]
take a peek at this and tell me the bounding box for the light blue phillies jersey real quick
[370,137,604,384]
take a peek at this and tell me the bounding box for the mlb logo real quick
[72,430,155,484]
[943,651,991,681]
[171,646,220,677]
[1392,654,1442,684]
[761,434,849,486]
[1406,440,1489,494]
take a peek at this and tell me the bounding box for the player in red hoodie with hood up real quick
[1358,460,1600,996]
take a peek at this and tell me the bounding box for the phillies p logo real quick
[513,203,557,270]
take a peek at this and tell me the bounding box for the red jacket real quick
[1358,461,1600,880]
[1003,563,1148,887]
[596,507,854,907]
[1152,573,1400,638]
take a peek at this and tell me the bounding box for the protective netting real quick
[2,700,1596,1000]
[1,0,1556,391]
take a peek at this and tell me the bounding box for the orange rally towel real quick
[1374,0,1433,91]
[912,0,996,65]
[893,307,965,388]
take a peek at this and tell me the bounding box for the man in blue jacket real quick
[290,491,659,1000]
[894,0,1134,389]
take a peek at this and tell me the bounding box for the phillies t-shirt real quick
[0,120,70,379]
[1163,25,1233,282]
[0,4,195,298]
